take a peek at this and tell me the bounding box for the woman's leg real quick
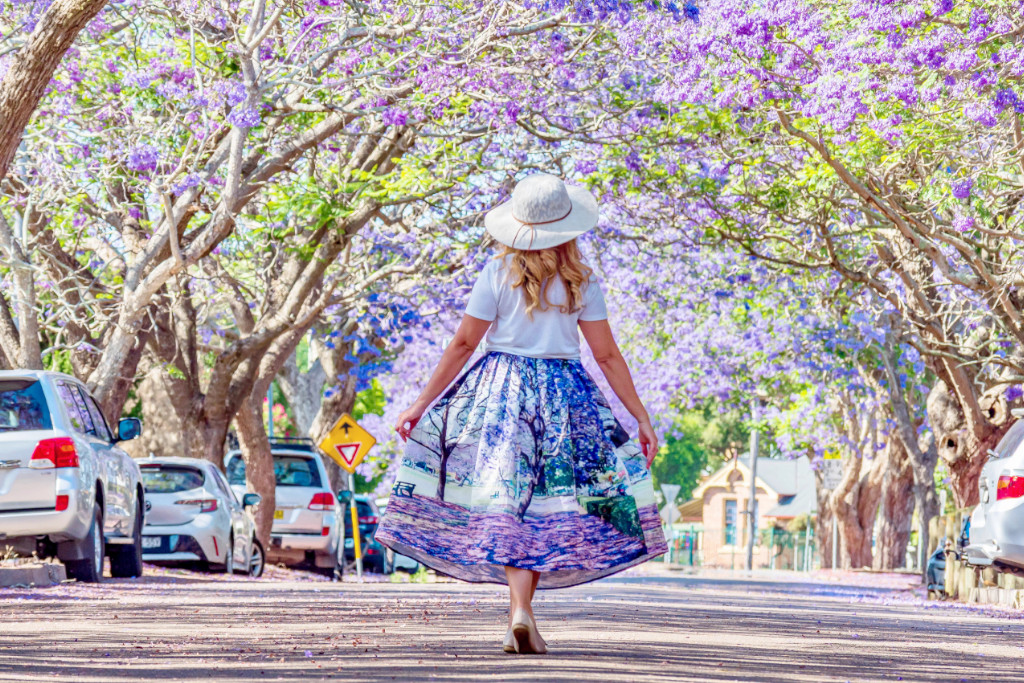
[505,566,546,652]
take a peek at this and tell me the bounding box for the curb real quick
[0,563,67,588]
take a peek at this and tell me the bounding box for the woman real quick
[375,174,667,655]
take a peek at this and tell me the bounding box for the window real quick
[56,382,91,434]
[226,456,246,486]
[210,467,238,505]
[140,465,204,493]
[724,499,737,545]
[273,455,322,487]
[0,380,52,431]
[80,391,112,442]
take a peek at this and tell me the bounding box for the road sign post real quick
[659,484,682,563]
[319,413,377,583]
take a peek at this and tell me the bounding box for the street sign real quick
[660,504,681,526]
[319,413,376,473]
[660,484,682,506]
[822,450,843,489]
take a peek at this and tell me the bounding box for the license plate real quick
[142,536,162,550]
[344,538,354,548]
[274,509,284,520]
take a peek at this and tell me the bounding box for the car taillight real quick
[30,438,79,469]
[996,475,1024,500]
[321,526,330,537]
[55,495,69,511]
[358,515,378,525]
[308,492,335,511]
[176,499,218,513]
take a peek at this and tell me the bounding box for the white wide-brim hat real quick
[484,173,599,251]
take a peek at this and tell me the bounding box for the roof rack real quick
[268,436,315,452]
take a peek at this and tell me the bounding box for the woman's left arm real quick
[394,314,492,441]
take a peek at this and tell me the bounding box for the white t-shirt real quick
[464,257,608,360]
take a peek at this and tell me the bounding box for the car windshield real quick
[995,420,1024,459]
[273,455,322,487]
[0,380,52,432]
[141,465,205,493]
[225,455,246,486]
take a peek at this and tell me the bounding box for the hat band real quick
[511,204,572,226]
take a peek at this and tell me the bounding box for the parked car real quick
[139,457,264,577]
[374,497,419,573]
[224,439,342,575]
[343,495,389,573]
[0,370,145,583]
[925,546,946,596]
[964,417,1024,575]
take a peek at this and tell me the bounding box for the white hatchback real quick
[224,441,341,575]
[139,457,264,577]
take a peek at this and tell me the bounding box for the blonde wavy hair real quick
[501,239,593,318]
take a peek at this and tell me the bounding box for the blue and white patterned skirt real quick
[375,351,667,589]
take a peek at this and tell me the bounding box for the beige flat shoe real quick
[510,608,547,655]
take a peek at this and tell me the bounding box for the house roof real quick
[692,454,817,519]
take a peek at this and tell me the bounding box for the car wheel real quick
[109,497,145,578]
[66,501,104,583]
[248,539,265,578]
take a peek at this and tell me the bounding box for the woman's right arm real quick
[394,313,492,441]
[578,319,659,466]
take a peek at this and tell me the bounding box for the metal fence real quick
[664,527,818,571]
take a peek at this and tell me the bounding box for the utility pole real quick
[745,399,760,571]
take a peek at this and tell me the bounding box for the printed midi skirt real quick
[375,351,667,589]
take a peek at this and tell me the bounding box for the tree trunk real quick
[310,370,360,497]
[179,409,231,466]
[278,352,325,435]
[830,453,882,569]
[0,0,109,182]
[872,440,915,570]
[927,379,1008,508]
[235,395,276,548]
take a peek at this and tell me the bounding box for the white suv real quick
[224,439,341,575]
[0,370,145,582]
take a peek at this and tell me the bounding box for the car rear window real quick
[0,380,52,431]
[140,465,205,493]
[273,455,322,487]
[995,420,1024,459]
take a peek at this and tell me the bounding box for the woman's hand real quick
[394,404,425,442]
[638,421,659,468]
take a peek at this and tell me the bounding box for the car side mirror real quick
[242,493,261,508]
[337,490,352,504]
[117,417,142,442]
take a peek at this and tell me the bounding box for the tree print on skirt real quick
[375,351,667,589]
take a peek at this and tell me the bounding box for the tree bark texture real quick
[0,0,109,182]
[235,395,276,548]
[872,440,915,570]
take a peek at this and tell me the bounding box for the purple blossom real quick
[951,178,973,199]
[382,108,408,126]
[125,144,159,173]
[935,0,953,15]
[227,107,260,128]
[952,213,975,232]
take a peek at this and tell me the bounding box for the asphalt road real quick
[1,565,1022,682]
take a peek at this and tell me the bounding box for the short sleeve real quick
[579,279,608,321]
[464,262,498,321]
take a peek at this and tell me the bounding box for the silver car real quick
[965,415,1024,574]
[139,457,264,577]
[225,440,341,575]
[0,370,145,583]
